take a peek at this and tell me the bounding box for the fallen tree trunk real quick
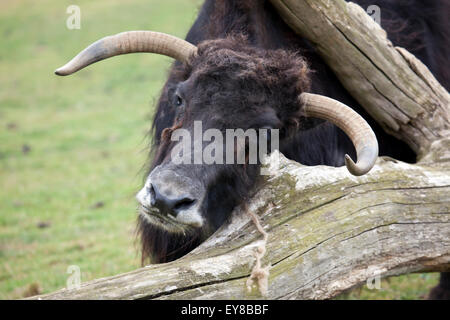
[269,0,450,157]
[31,0,449,299]
[32,144,450,299]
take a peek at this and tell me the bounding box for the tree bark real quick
[269,0,449,157]
[31,145,450,300]
[30,0,450,299]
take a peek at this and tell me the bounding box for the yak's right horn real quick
[55,31,197,76]
[300,92,379,176]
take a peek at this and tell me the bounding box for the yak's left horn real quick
[55,31,197,76]
[300,92,379,176]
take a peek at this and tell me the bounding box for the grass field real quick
[0,0,439,299]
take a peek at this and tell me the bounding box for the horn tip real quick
[54,67,70,76]
[345,154,366,176]
[344,145,378,176]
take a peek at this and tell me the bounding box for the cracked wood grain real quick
[30,146,450,300]
[269,0,450,157]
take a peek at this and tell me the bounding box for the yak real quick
[55,0,449,299]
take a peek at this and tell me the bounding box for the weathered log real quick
[269,0,450,157]
[31,144,450,299]
[31,0,450,299]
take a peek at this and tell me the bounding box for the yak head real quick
[55,31,378,263]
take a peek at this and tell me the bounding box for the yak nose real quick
[137,165,205,227]
[149,183,196,217]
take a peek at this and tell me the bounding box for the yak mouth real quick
[138,204,200,234]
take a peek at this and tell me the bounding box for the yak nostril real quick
[173,198,196,212]
[149,183,196,216]
[148,184,156,206]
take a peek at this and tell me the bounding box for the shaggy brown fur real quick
[139,36,312,264]
[151,35,312,169]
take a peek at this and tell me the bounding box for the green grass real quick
[0,0,439,299]
[0,0,203,299]
[336,273,439,300]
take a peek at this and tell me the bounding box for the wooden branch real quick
[31,146,450,300]
[269,0,450,157]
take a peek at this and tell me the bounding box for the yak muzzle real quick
[136,164,205,228]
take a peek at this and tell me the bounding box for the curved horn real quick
[300,92,379,176]
[55,31,197,76]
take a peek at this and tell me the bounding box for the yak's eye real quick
[175,95,183,107]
